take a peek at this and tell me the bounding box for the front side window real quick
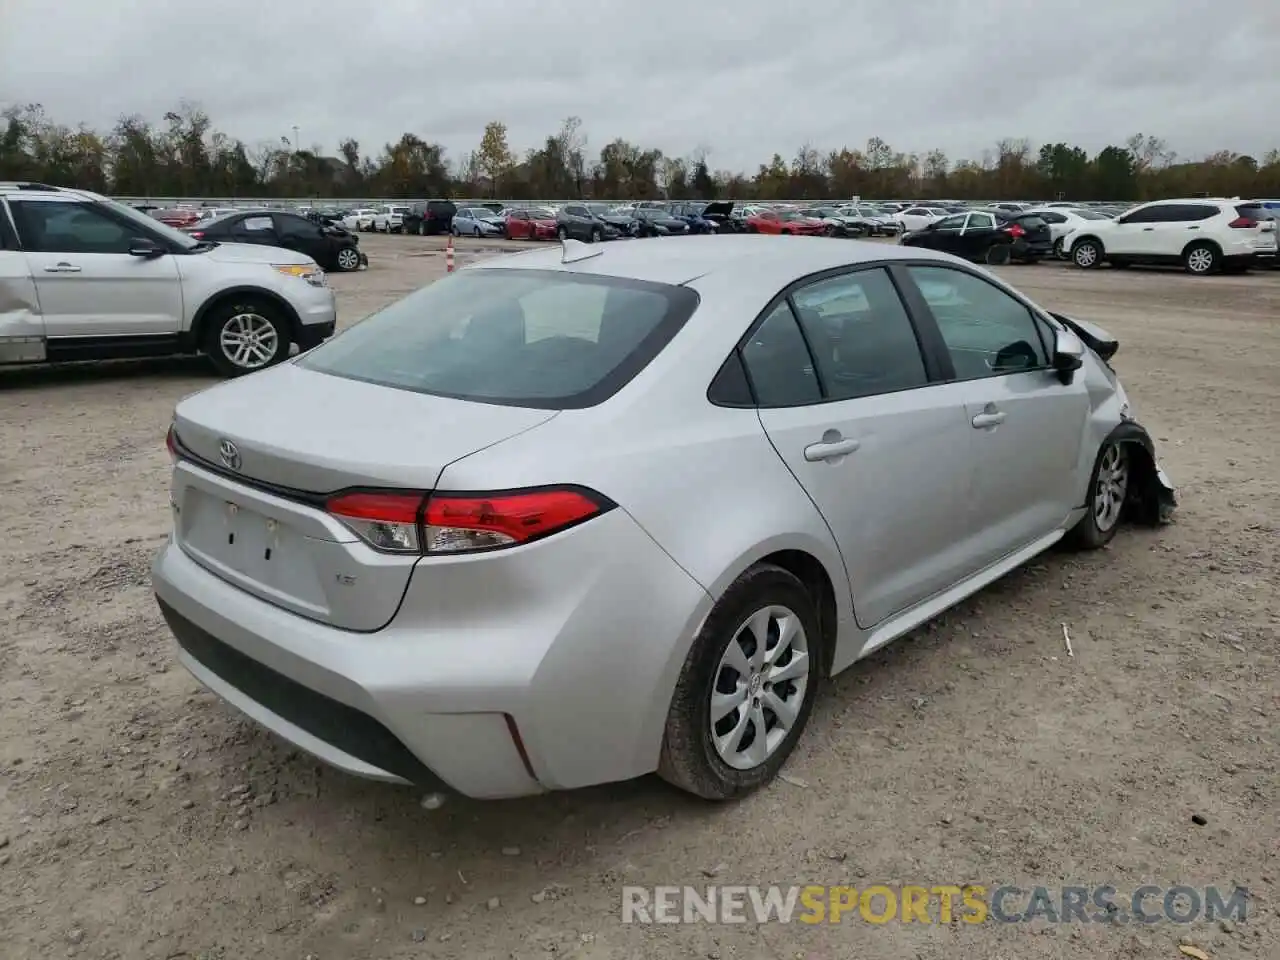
[299,269,698,409]
[936,215,967,229]
[789,269,928,400]
[906,265,1048,379]
[966,213,996,229]
[236,216,274,235]
[10,201,137,254]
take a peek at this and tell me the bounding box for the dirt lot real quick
[1,234,1277,960]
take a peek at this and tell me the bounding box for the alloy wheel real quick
[336,248,359,270]
[710,605,810,771]
[1075,243,1099,268]
[219,312,279,370]
[1187,247,1215,274]
[1093,444,1129,532]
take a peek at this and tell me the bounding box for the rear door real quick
[0,202,45,362]
[9,198,182,339]
[227,213,280,249]
[749,266,977,628]
[902,264,1088,567]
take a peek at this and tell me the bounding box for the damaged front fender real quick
[1110,420,1177,526]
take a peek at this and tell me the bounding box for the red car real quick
[152,208,202,228]
[746,209,828,236]
[505,208,558,240]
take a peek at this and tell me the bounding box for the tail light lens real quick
[325,487,612,555]
[188,230,205,239]
[165,423,179,461]
[327,491,424,553]
[1226,217,1254,229]
[1005,223,1026,238]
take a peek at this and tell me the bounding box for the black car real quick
[900,209,1051,265]
[590,204,639,236]
[188,210,367,272]
[630,207,690,237]
[695,200,737,233]
[402,199,458,236]
[665,202,719,234]
[555,203,621,242]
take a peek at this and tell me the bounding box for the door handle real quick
[1142,227,1155,232]
[44,262,82,273]
[804,437,860,462]
[971,410,1007,429]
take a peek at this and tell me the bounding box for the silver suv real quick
[0,183,338,376]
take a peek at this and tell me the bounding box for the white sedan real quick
[895,206,954,233]
[153,235,1175,801]
[342,208,378,232]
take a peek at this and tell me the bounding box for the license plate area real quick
[177,485,331,616]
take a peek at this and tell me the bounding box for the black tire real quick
[334,246,360,272]
[1183,241,1220,276]
[590,227,602,243]
[201,297,292,378]
[1072,238,1103,269]
[985,244,1012,266]
[1065,440,1129,550]
[1053,238,1066,260]
[658,563,823,800]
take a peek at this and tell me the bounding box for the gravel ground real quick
[1,235,1277,960]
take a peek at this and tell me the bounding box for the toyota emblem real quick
[218,439,242,471]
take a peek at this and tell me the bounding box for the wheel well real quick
[758,550,838,676]
[1118,440,1162,525]
[191,287,303,345]
[1074,234,1103,252]
[1182,237,1221,258]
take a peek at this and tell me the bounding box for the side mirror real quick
[1053,328,1086,384]
[129,237,163,258]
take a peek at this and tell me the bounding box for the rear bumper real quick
[151,507,712,799]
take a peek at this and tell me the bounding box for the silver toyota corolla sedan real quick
[152,235,1176,801]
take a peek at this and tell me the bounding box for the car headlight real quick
[274,263,327,287]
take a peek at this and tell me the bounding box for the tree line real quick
[3,102,1278,202]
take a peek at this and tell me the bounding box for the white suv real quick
[0,183,337,376]
[372,205,410,233]
[1063,198,1277,275]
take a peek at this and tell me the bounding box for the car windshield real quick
[585,203,612,215]
[104,199,200,249]
[1074,209,1107,220]
[298,269,699,409]
[531,209,556,219]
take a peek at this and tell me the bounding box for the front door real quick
[747,267,977,629]
[926,214,968,255]
[272,213,329,265]
[8,198,182,339]
[902,264,1088,568]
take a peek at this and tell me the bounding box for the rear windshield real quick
[1015,215,1047,229]
[299,269,700,409]
[1234,204,1272,221]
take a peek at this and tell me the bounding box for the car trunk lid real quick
[169,363,556,630]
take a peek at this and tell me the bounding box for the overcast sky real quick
[2,0,1277,171]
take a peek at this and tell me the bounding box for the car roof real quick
[472,234,960,286]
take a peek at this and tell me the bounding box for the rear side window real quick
[1233,204,1271,222]
[299,269,699,410]
[741,302,821,407]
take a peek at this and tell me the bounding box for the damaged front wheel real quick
[1066,441,1129,549]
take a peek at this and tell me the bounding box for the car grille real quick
[158,599,444,787]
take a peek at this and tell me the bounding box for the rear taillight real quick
[1226,217,1255,229]
[1004,223,1026,238]
[325,487,612,555]
[165,423,178,461]
[188,230,204,239]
